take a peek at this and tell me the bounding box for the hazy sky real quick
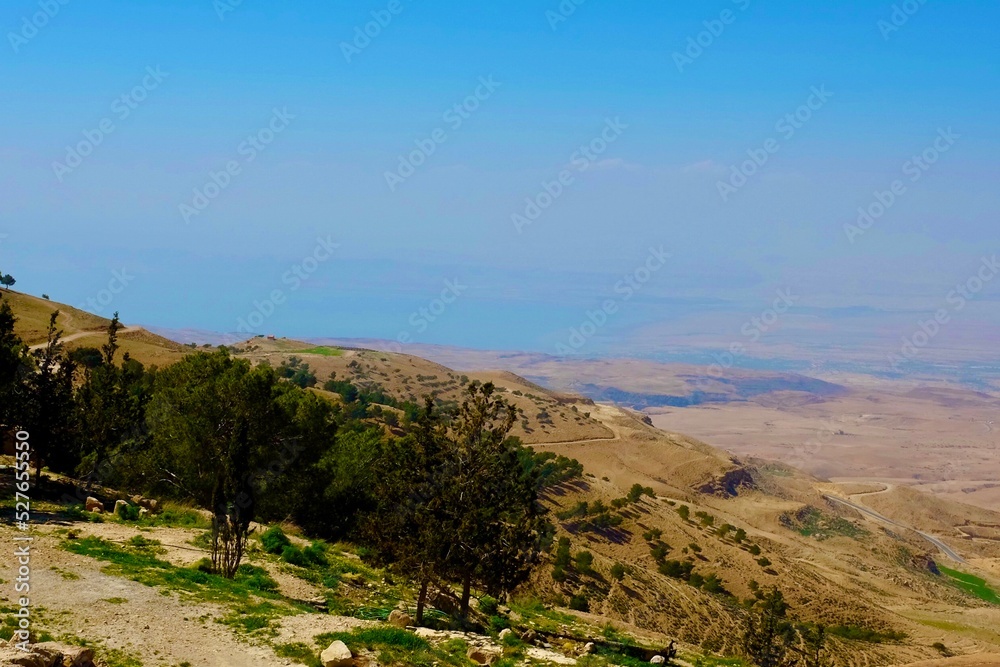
[2,0,998,358]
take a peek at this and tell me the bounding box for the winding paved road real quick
[823,493,965,563]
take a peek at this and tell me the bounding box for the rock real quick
[320,640,353,667]
[85,497,103,513]
[0,647,49,667]
[466,647,499,665]
[33,642,94,666]
[519,629,537,644]
[137,497,159,512]
[387,609,412,629]
[651,656,666,664]
[113,500,128,516]
[138,508,149,517]
[583,642,595,654]
[498,628,512,642]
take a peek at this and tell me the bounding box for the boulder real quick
[498,628,513,642]
[650,656,666,664]
[583,642,595,654]
[138,508,149,517]
[137,497,159,513]
[84,497,103,513]
[387,609,412,629]
[33,642,94,666]
[62,644,96,667]
[320,640,353,667]
[466,647,499,665]
[0,647,49,667]
[113,500,129,516]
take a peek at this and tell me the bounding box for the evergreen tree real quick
[364,397,453,624]
[145,351,292,577]
[23,312,77,480]
[742,585,796,667]
[74,314,150,488]
[449,382,542,616]
[798,623,829,667]
[0,298,28,431]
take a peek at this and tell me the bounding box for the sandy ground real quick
[648,385,1000,512]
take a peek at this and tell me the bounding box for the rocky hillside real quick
[2,294,999,667]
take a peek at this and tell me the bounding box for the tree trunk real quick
[416,579,429,626]
[460,572,472,618]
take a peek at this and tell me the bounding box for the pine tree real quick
[742,586,796,667]
[0,298,28,430]
[74,314,149,488]
[23,312,77,481]
[449,382,542,617]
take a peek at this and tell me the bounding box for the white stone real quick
[320,640,353,667]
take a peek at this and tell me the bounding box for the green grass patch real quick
[939,565,1000,605]
[290,346,343,357]
[63,536,281,603]
[275,642,322,667]
[311,626,490,667]
[314,627,463,667]
[220,601,284,636]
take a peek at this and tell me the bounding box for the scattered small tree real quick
[798,623,829,667]
[742,586,796,667]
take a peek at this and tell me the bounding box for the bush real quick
[932,642,952,657]
[260,526,291,555]
[659,559,694,580]
[303,542,328,566]
[281,545,309,567]
[193,557,215,573]
[479,595,498,616]
[115,503,137,521]
[610,563,626,581]
[575,551,594,574]
[568,594,590,612]
[554,537,571,568]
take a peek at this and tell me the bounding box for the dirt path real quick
[27,326,141,351]
[0,524,293,667]
[530,403,623,447]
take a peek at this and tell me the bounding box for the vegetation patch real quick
[308,627,486,667]
[782,506,867,541]
[63,536,283,604]
[290,346,343,357]
[938,565,1000,605]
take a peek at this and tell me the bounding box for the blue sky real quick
[1,0,998,359]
